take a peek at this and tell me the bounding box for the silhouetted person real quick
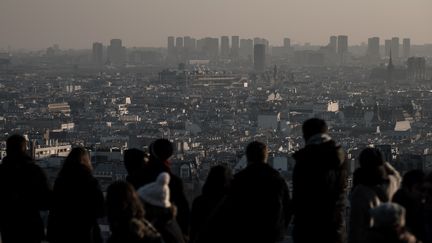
[423,172,432,243]
[138,173,185,243]
[140,139,190,240]
[366,203,416,243]
[0,134,51,243]
[124,148,147,189]
[349,147,401,243]
[198,141,292,243]
[47,147,105,243]
[292,118,348,243]
[190,165,232,243]
[393,169,425,241]
[106,181,163,243]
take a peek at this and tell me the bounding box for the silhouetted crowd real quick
[0,118,431,243]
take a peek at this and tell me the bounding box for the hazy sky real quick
[1,0,431,50]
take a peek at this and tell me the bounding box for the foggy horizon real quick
[1,0,432,50]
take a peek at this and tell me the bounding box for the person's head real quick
[137,172,171,208]
[107,181,145,228]
[60,147,92,175]
[6,134,27,156]
[359,147,385,168]
[370,203,406,228]
[124,148,146,175]
[149,139,174,162]
[202,165,233,196]
[246,141,268,165]
[302,118,328,142]
[402,169,425,195]
[358,148,388,186]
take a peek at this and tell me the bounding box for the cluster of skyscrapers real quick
[89,35,413,70]
[92,39,126,65]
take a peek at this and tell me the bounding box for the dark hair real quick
[357,148,388,186]
[6,134,27,156]
[202,165,233,196]
[402,169,425,189]
[107,181,145,227]
[246,141,268,164]
[124,148,146,174]
[59,147,90,176]
[302,118,328,141]
[359,147,385,168]
[149,139,174,161]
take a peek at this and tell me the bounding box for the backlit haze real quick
[0,0,431,50]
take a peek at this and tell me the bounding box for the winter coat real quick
[144,204,185,243]
[197,163,292,243]
[292,136,348,243]
[138,160,190,237]
[108,218,163,243]
[393,188,425,241]
[47,164,105,243]
[0,154,51,243]
[190,193,225,243]
[366,226,417,243]
[349,163,401,243]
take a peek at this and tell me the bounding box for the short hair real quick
[246,141,268,164]
[302,118,328,141]
[123,148,146,174]
[149,139,174,161]
[402,169,425,189]
[6,134,27,156]
[359,148,385,168]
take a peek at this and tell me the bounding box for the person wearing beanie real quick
[138,173,185,243]
[139,139,190,240]
[366,203,416,243]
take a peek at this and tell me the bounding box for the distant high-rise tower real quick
[176,37,184,49]
[387,50,394,82]
[391,37,400,59]
[403,38,411,58]
[283,38,291,49]
[231,36,240,59]
[254,44,266,73]
[337,35,348,64]
[384,39,391,57]
[183,36,195,61]
[367,37,380,60]
[167,36,175,62]
[221,36,230,58]
[107,39,126,65]
[240,38,254,60]
[329,36,337,53]
[92,42,103,65]
[168,36,175,51]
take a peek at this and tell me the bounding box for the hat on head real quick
[370,203,405,228]
[137,172,171,208]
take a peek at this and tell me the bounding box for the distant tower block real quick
[403,38,411,58]
[92,42,103,65]
[337,35,348,64]
[254,44,266,73]
[221,36,230,58]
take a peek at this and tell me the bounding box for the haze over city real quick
[1,0,432,50]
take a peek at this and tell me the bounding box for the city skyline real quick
[1,0,432,50]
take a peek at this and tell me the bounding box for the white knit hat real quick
[137,172,172,208]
